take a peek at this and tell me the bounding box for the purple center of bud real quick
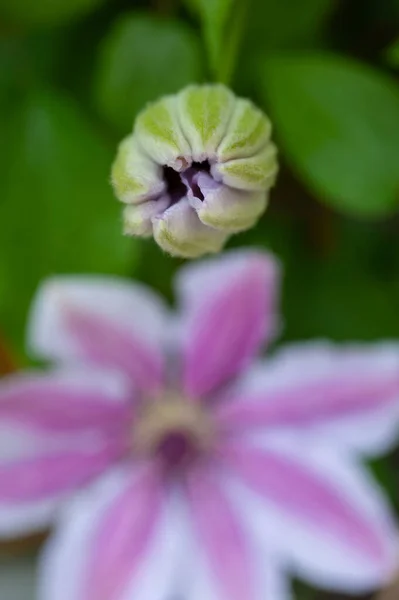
[163,161,211,204]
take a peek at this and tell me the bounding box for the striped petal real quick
[29,276,169,393]
[176,250,280,398]
[183,465,293,600]
[184,466,254,600]
[0,370,129,539]
[0,370,131,435]
[221,440,398,592]
[216,342,399,455]
[39,466,183,600]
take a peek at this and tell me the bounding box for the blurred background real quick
[0,0,399,598]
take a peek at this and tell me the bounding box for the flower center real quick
[163,160,211,205]
[133,392,214,470]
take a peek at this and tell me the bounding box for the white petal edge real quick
[176,248,279,312]
[0,422,98,539]
[224,437,399,593]
[0,367,131,412]
[38,467,184,600]
[175,248,281,352]
[179,487,293,600]
[0,422,70,538]
[230,341,399,456]
[0,367,130,539]
[28,275,169,366]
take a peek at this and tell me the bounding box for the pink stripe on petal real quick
[0,379,131,435]
[181,253,279,398]
[85,466,164,600]
[0,446,122,503]
[185,467,254,600]
[65,308,164,393]
[221,444,387,563]
[217,375,399,432]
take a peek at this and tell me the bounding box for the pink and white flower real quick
[0,250,399,600]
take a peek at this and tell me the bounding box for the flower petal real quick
[184,466,254,600]
[111,135,165,204]
[135,95,192,170]
[39,465,183,600]
[177,250,280,398]
[216,98,272,162]
[217,342,399,455]
[178,84,235,161]
[188,172,268,232]
[29,276,169,392]
[0,370,129,538]
[123,196,170,237]
[0,448,117,505]
[0,370,131,434]
[183,465,293,600]
[153,199,228,259]
[212,144,278,191]
[0,426,122,539]
[185,555,292,600]
[221,440,398,592]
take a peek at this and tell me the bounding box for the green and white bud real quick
[111,84,278,259]
[111,136,165,204]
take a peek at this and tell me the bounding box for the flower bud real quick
[111,84,278,258]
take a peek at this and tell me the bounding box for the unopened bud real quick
[111,84,278,258]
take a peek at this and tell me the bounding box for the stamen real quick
[133,393,213,471]
[156,430,195,468]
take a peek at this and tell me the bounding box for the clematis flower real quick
[111,84,278,258]
[1,250,399,600]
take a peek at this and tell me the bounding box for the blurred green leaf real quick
[386,37,399,68]
[283,260,399,341]
[280,221,399,342]
[0,89,135,346]
[235,0,333,90]
[261,54,399,217]
[371,454,399,511]
[292,579,317,600]
[245,0,333,50]
[0,0,105,27]
[94,13,202,132]
[135,241,180,304]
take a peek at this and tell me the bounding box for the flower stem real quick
[218,0,249,85]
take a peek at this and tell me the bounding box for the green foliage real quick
[386,37,399,67]
[0,90,135,345]
[244,0,333,50]
[94,13,203,132]
[0,0,105,27]
[282,228,399,342]
[234,0,333,90]
[261,54,399,217]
